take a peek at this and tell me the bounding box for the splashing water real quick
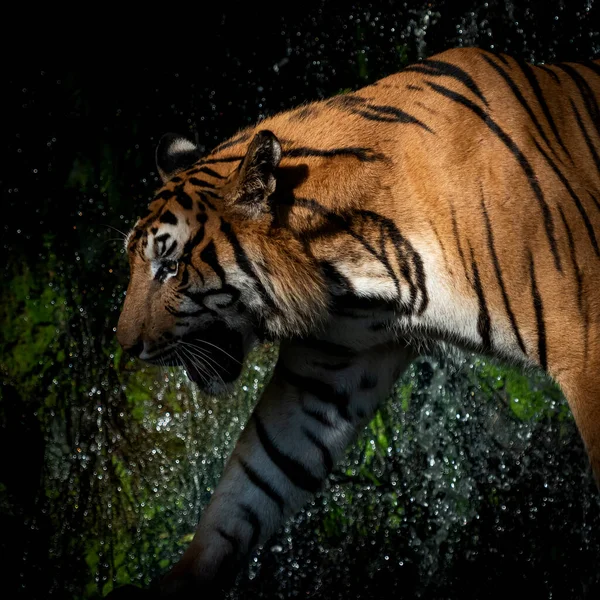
[1,2,599,599]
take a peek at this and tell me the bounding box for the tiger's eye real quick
[165,260,178,273]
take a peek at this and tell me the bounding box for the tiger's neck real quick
[272,157,527,367]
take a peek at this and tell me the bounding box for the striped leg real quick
[160,336,413,596]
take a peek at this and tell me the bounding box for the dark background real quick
[2,2,600,599]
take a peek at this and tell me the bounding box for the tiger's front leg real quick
[160,332,414,596]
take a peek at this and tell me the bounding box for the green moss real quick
[320,503,347,541]
[0,264,68,401]
[369,411,389,452]
[398,381,413,412]
[473,359,564,422]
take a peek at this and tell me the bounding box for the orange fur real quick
[118,47,600,485]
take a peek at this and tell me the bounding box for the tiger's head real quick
[116,130,327,395]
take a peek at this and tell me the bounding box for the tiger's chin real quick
[178,322,247,397]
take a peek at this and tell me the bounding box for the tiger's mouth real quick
[151,322,245,392]
[180,322,245,389]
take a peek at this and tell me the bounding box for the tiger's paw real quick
[154,540,237,599]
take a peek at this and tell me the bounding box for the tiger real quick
[114,47,600,597]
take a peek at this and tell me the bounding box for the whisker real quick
[179,342,233,387]
[102,223,128,239]
[185,338,242,365]
[179,343,226,388]
[182,348,225,385]
[178,346,214,386]
[176,347,208,385]
[179,340,227,370]
[99,237,129,249]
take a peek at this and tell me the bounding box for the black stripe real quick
[293,197,427,315]
[238,503,261,550]
[469,246,492,353]
[301,427,333,473]
[202,189,222,201]
[480,196,527,355]
[560,200,591,364]
[164,239,178,257]
[213,536,243,583]
[291,106,319,121]
[216,527,240,553]
[196,165,226,179]
[528,253,548,371]
[536,64,561,84]
[319,261,352,290]
[516,60,572,159]
[359,373,378,390]
[349,103,433,132]
[174,187,193,210]
[302,406,334,427]
[154,233,170,260]
[181,223,206,257]
[533,138,599,256]
[154,189,174,201]
[189,177,216,189]
[581,62,600,78]
[166,304,207,318]
[238,459,285,514]
[187,261,206,287]
[295,337,356,357]
[312,360,352,371]
[570,99,600,175]
[179,264,189,288]
[220,218,279,311]
[368,320,392,332]
[284,146,385,163]
[557,205,584,316]
[279,364,351,421]
[482,55,555,153]
[199,241,226,283]
[355,407,367,419]
[450,204,470,283]
[159,210,178,225]
[198,192,217,211]
[427,217,450,272]
[127,228,144,251]
[355,209,428,315]
[555,63,600,140]
[405,59,489,106]
[254,414,323,493]
[328,94,368,109]
[428,81,561,272]
[182,283,240,313]
[201,155,244,165]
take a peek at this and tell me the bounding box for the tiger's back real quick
[115,48,600,597]
[194,48,600,382]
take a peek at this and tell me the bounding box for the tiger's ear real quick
[226,130,282,218]
[156,133,202,183]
